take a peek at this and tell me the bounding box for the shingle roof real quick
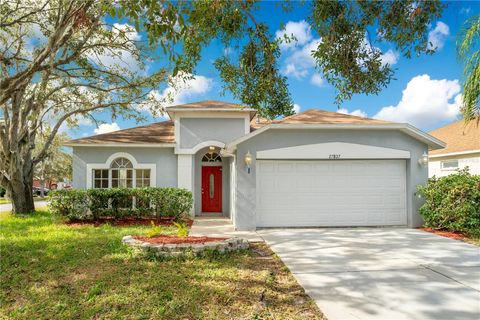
[68,121,175,145]
[277,109,392,125]
[68,104,398,146]
[429,119,480,155]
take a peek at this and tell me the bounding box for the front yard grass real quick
[0,211,324,319]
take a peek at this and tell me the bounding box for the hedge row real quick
[417,169,480,237]
[49,187,193,221]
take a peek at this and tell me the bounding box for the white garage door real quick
[256,160,407,227]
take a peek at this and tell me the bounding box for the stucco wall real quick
[72,146,177,189]
[193,147,230,216]
[429,153,480,177]
[179,118,245,148]
[234,129,429,230]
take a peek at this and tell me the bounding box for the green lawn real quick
[0,211,324,320]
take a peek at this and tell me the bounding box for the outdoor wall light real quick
[418,152,428,166]
[208,145,216,152]
[244,151,253,174]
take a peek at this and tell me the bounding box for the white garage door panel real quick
[256,160,407,227]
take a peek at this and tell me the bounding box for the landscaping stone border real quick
[122,235,249,257]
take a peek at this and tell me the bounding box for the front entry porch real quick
[189,217,263,242]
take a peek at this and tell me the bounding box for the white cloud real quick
[223,46,233,56]
[293,103,301,113]
[428,21,449,50]
[275,20,313,50]
[338,108,367,118]
[380,49,399,66]
[86,23,143,72]
[282,39,321,79]
[161,72,213,106]
[374,74,461,129]
[94,122,120,134]
[310,73,324,87]
[141,72,213,116]
[460,7,471,15]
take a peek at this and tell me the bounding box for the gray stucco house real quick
[68,100,445,231]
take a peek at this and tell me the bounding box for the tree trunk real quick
[5,157,35,214]
[9,178,35,213]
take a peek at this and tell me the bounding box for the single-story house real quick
[67,100,445,231]
[428,119,480,177]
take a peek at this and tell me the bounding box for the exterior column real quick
[177,154,194,216]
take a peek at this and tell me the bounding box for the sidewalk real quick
[189,216,264,242]
[0,200,48,213]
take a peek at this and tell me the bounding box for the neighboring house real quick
[428,119,480,177]
[67,100,445,231]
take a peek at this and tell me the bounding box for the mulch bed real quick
[65,217,193,227]
[419,227,466,241]
[134,235,227,244]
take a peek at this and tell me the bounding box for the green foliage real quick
[146,221,163,238]
[311,0,445,104]
[118,0,444,111]
[0,186,5,197]
[457,15,480,122]
[49,187,193,221]
[417,169,480,236]
[173,221,189,238]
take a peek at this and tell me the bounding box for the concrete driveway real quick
[258,228,480,320]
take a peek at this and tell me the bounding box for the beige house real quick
[428,119,480,177]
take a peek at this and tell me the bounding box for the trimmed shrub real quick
[49,187,193,221]
[417,169,480,236]
[0,187,6,197]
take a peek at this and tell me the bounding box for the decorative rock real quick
[122,235,249,257]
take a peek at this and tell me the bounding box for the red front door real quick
[202,166,222,212]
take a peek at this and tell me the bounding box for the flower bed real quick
[66,217,194,227]
[122,235,249,257]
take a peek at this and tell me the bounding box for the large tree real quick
[0,0,445,213]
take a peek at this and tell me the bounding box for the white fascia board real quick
[400,124,446,150]
[225,123,446,151]
[429,149,480,158]
[66,143,175,148]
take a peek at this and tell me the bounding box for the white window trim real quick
[86,152,156,188]
[440,159,459,171]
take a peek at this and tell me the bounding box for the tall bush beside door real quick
[49,187,193,221]
[417,169,480,237]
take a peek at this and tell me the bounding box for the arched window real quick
[111,157,133,188]
[91,156,152,189]
[202,152,222,163]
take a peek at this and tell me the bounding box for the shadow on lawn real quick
[1,212,323,320]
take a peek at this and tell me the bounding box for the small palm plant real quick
[173,222,189,238]
[146,221,163,238]
[458,15,480,123]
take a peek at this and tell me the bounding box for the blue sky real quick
[70,1,480,139]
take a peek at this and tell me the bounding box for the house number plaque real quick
[329,154,341,159]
